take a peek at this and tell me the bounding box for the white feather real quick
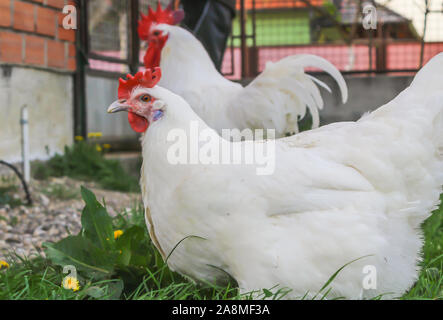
[136,53,443,299]
[154,24,348,137]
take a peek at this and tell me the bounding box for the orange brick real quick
[67,57,76,71]
[47,39,65,68]
[25,35,45,66]
[0,0,11,27]
[58,28,75,42]
[36,6,56,36]
[68,43,75,57]
[46,0,65,9]
[13,1,35,32]
[0,31,23,63]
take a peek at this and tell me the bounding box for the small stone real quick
[48,226,59,236]
[33,228,45,237]
[19,206,29,215]
[5,235,21,244]
[39,194,50,207]
[0,176,142,260]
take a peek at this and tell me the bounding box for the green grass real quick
[0,253,241,300]
[0,190,242,300]
[0,185,23,208]
[401,195,443,300]
[0,176,24,208]
[1,190,442,300]
[32,142,139,192]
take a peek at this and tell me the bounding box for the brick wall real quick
[0,0,76,72]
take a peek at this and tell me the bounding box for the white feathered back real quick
[154,24,348,137]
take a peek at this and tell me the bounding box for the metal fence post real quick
[74,0,88,140]
[240,0,248,78]
[129,0,141,74]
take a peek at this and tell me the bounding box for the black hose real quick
[0,160,32,206]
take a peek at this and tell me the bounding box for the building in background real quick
[377,0,443,42]
[313,0,420,42]
[223,0,442,76]
[0,0,76,163]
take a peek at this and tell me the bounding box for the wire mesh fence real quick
[84,0,443,78]
[222,0,443,78]
[87,0,130,73]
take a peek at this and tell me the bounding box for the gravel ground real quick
[0,177,142,261]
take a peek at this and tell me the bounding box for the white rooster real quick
[137,3,348,136]
[107,53,443,299]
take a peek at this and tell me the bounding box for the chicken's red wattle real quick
[128,111,149,133]
[143,34,168,69]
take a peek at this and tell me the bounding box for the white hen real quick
[139,5,348,137]
[107,53,443,299]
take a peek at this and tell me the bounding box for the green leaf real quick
[80,186,114,249]
[105,279,124,300]
[115,226,151,267]
[80,186,101,208]
[84,286,106,299]
[322,1,341,22]
[43,236,116,279]
[262,288,273,298]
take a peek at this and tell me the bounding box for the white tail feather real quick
[231,54,348,135]
[280,54,348,104]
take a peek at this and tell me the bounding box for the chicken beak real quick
[107,100,130,113]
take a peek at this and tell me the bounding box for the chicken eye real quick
[140,94,152,103]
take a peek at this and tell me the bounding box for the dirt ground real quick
[0,177,142,260]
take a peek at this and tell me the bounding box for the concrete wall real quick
[316,74,414,124]
[0,65,73,163]
[86,74,138,140]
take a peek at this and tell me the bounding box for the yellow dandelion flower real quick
[96,144,102,152]
[88,132,103,139]
[74,136,84,141]
[114,230,123,239]
[103,144,111,149]
[0,260,9,270]
[62,276,80,292]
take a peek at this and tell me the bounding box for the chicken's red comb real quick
[118,68,162,100]
[138,1,184,40]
